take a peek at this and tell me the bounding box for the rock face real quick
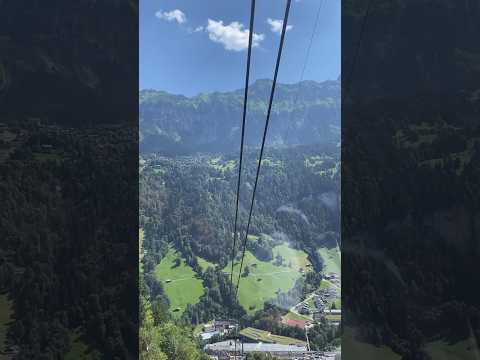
[139,79,340,155]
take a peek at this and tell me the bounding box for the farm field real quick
[0,294,12,355]
[273,244,310,270]
[154,246,205,317]
[223,244,310,313]
[283,311,312,322]
[318,246,341,275]
[424,338,479,360]
[240,327,306,346]
[343,327,401,360]
[320,279,335,289]
[325,314,341,322]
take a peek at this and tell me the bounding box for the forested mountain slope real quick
[140,79,340,154]
[140,145,340,320]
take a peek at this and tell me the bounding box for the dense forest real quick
[140,144,340,272]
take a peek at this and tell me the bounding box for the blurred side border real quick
[0,1,139,359]
[342,0,480,359]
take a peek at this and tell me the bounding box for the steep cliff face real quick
[139,79,340,154]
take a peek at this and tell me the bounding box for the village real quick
[198,272,341,360]
[199,319,339,360]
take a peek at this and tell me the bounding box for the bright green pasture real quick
[224,244,310,313]
[154,246,205,317]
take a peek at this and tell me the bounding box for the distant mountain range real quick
[140,79,340,155]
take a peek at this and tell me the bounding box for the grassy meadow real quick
[223,244,310,313]
[154,246,205,317]
[318,246,341,275]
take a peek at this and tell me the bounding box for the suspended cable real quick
[229,1,256,356]
[283,0,325,146]
[229,0,256,297]
[234,0,292,302]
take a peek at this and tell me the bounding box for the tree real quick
[274,254,283,266]
[242,265,250,278]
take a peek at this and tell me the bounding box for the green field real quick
[224,244,310,313]
[318,246,341,275]
[197,257,214,272]
[283,311,311,322]
[273,244,310,270]
[331,298,341,309]
[154,246,205,317]
[343,327,401,360]
[240,327,306,346]
[424,338,479,360]
[0,294,12,354]
[320,279,334,289]
[325,314,342,322]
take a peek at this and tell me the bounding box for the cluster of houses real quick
[295,292,337,317]
[199,319,237,341]
[296,302,312,315]
[313,288,337,311]
[292,272,341,326]
[323,272,340,286]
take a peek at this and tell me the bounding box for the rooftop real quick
[282,318,308,329]
[205,340,307,353]
[200,331,221,341]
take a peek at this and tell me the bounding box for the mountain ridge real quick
[140,79,340,155]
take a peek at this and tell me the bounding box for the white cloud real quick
[206,19,265,51]
[194,26,204,32]
[155,9,186,24]
[267,18,293,34]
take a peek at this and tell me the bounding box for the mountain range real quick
[139,79,340,155]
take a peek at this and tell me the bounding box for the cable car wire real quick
[234,0,292,301]
[229,0,257,300]
[283,0,325,146]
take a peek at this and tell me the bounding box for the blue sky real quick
[140,0,340,96]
